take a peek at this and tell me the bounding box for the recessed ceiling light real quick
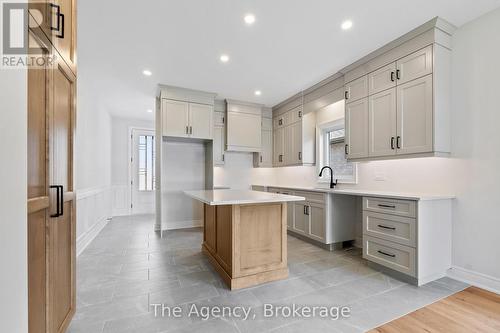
[244,14,256,25]
[147,109,153,113]
[142,69,152,76]
[220,54,229,63]
[341,20,353,30]
[254,90,262,96]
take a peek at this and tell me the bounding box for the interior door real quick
[345,98,369,159]
[369,88,397,157]
[162,99,189,137]
[47,54,76,333]
[27,31,50,333]
[396,75,433,155]
[189,103,213,139]
[131,129,156,215]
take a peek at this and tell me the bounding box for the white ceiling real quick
[78,0,500,120]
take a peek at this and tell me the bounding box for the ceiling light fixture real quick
[147,109,153,113]
[220,54,230,63]
[254,90,262,96]
[142,69,152,76]
[244,14,256,25]
[341,20,353,30]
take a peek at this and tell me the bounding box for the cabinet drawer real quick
[363,235,416,277]
[294,190,326,204]
[363,197,416,218]
[363,212,416,247]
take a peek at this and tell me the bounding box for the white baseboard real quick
[76,216,110,256]
[447,266,500,294]
[155,219,203,231]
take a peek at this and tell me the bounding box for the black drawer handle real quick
[50,185,63,217]
[378,250,396,258]
[391,137,395,150]
[378,204,396,209]
[377,224,396,230]
[390,71,395,82]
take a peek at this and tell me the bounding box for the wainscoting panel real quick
[76,187,112,256]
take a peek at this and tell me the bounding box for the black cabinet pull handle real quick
[378,204,396,209]
[50,185,63,217]
[186,126,189,134]
[377,224,396,230]
[298,152,302,161]
[396,69,401,80]
[396,136,401,149]
[49,4,64,39]
[260,155,263,163]
[378,250,396,258]
[345,144,349,155]
[298,111,302,118]
[390,71,395,82]
[345,91,349,100]
[391,137,395,149]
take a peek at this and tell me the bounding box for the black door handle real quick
[50,185,63,217]
[391,137,395,149]
[50,4,64,39]
[396,136,401,149]
[396,69,401,80]
[390,71,395,82]
[345,144,349,155]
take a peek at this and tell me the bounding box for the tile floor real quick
[69,215,468,333]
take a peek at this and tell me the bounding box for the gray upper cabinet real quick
[396,75,433,155]
[162,99,190,138]
[226,100,262,152]
[213,110,225,166]
[345,75,368,103]
[368,62,397,95]
[345,98,369,159]
[369,88,397,157]
[254,109,273,168]
[396,45,433,85]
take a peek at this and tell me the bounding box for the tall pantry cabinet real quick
[27,1,77,332]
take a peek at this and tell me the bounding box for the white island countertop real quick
[184,189,306,206]
[252,184,455,201]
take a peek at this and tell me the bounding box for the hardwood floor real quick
[369,286,500,333]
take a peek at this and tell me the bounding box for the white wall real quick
[0,64,28,332]
[110,116,154,216]
[449,7,500,285]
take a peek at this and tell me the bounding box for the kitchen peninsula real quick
[184,189,305,289]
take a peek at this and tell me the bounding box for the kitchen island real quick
[184,189,305,290]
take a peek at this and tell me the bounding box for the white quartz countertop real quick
[184,189,306,206]
[252,184,455,201]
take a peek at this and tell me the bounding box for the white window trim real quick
[316,119,358,185]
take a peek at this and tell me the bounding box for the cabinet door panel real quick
[291,122,302,165]
[345,98,369,159]
[396,75,433,155]
[227,112,261,151]
[293,203,308,234]
[369,88,397,157]
[162,100,189,137]
[345,75,368,102]
[189,103,213,139]
[369,63,396,95]
[260,129,272,167]
[213,126,225,165]
[50,0,77,73]
[309,203,326,241]
[273,127,284,166]
[396,45,433,84]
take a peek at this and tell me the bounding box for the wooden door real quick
[309,203,326,242]
[189,103,213,139]
[396,45,433,85]
[369,88,397,157]
[368,62,396,95]
[52,0,77,73]
[345,75,368,103]
[162,99,189,137]
[28,31,50,333]
[345,98,369,159]
[396,75,433,155]
[47,54,76,333]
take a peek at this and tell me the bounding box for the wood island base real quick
[202,202,288,290]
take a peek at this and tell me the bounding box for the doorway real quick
[130,128,156,215]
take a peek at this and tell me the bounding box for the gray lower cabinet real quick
[362,196,452,286]
[293,202,309,234]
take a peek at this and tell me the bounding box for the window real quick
[317,120,357,184]
[138,135,155,191]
